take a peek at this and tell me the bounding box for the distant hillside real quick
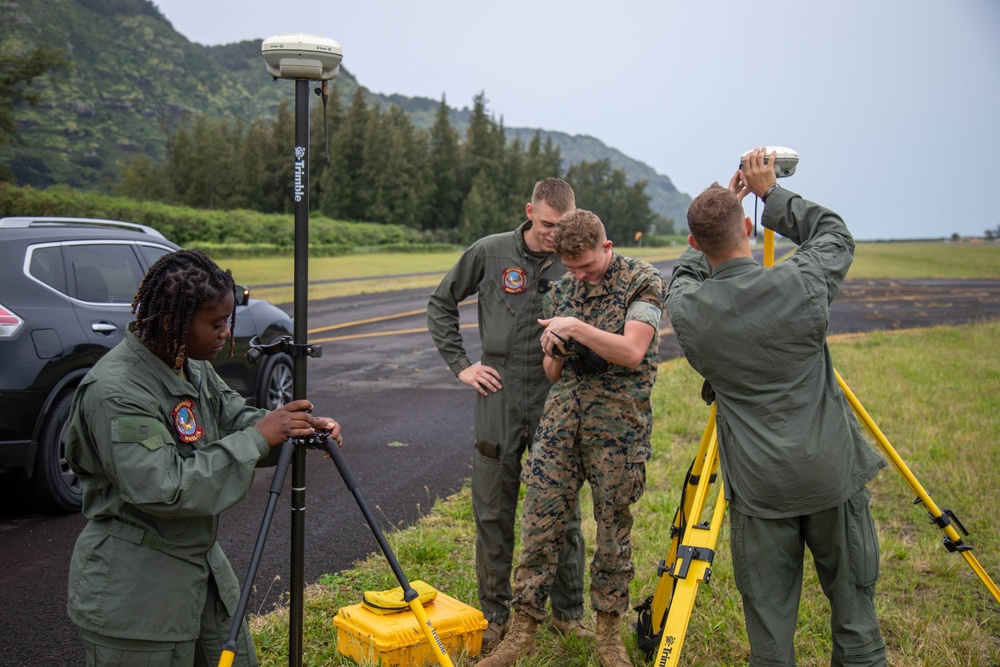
[2,0,243,186]
[2,0,690,224]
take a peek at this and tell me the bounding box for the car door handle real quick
[91,322,118,335]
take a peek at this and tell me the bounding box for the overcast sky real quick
[153,0,999,240]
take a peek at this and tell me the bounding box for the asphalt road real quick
[2,267,999,666]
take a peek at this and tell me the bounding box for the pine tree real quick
[233,117,285,213]
[425,95,463,233]
[165,123,194,207]
[310,81,343,209]
[179,116,216,208]
[319,86,369,220]
[359,105,431,228]
[457,92,511,241]
[268,100,297,213]
[461,170,506,244]
[119,153,170,202]
[461,92,505,195]
[501,136,527,229]
[522,132,564,187]
[541,136,563,179]
[387,105,431,228]
[567,158,657,244]
[359,105,393,224]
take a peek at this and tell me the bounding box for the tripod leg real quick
[836,369,1000,605]
[642,406,719,644]
[323,441,455,667]
[218,441,296,667]
[652,421,727,667]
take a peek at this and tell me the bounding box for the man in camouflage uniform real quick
[427,178,589,649]
[477,209,664,667]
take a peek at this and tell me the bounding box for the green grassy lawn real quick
[847,242,1000,279]
[238,243,1000,665]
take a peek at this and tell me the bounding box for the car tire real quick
[257,353,293,410]
[25,391,82,513]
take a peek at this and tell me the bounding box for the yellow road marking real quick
[311,323,476,344]
[306,298,476,337]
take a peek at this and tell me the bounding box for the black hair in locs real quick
[131,249,236,370]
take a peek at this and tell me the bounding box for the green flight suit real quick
[66,328,273,666]
[427,220,587,625]
[666,187,887,667]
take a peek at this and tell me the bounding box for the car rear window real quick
[28,246,68,293]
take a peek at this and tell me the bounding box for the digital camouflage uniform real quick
[514,252,664,621]
[666,187,887,667]
[66,328,274,666]
[427,220,587,625]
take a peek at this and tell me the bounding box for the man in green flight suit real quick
[665,147,887,666]
[427,178,590,649]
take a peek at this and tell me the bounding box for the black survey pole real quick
[217,79,319,667]
[260,33,341,666]
[289,77,310,667]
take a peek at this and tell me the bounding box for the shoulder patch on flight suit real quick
[502,267,527,293]
[171,399,204,444]
[111,417,171,451]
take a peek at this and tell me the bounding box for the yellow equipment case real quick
[334,590,487,666]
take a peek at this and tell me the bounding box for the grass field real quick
[219,242,1000,306]
[239,237,1000,666]
[248,322,1000,666]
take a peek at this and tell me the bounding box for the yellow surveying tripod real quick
[634,226,1000,666]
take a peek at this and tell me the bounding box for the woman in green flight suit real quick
[66,249,341,666]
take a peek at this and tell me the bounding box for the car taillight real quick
[0,303,24,337]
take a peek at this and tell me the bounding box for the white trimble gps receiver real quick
[262,33,343,80]
[740,146,799,178]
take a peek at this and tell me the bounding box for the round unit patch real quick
[172,399,205,444]
[502,267,528,294]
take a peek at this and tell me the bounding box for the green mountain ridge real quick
[2,0,690,224]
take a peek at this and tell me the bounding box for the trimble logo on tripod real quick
[293,146,306,202]
[656,635,676,666]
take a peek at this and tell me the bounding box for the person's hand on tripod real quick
[255,399,325,446]
[314,414,343,450]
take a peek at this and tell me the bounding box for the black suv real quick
[0,217,294,513]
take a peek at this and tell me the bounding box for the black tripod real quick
[217,383,453,667]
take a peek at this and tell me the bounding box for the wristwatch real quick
[762,184,779,203]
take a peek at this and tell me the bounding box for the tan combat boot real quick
[481,620,507,653]
[476,611,538,667]
[595,612,633,667]
[550,616,595,641]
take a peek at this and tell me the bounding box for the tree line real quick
[120,88,674,245]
